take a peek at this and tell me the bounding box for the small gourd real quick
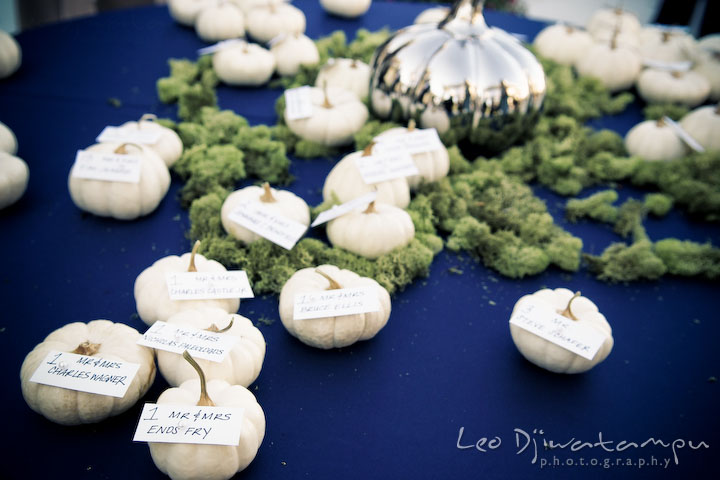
[320,0,371,19]
[221,182,310,244]
[118,114,183,167]
[167,0,214,26]
[134,241,241,326]
[586,8,641,39]
[278,265,391,349]
[213,41,275,86]
[149,352,265,480]
[636,69,710,107]
[624,117,688,162]
[157,307,265,387]
[509,289,614,374]
[246,1,305,44]
[0,120,18,155]
[20,320,156,425]
[0,151,29,209]
[679,104,720,151]
[68,143,170,220]
[0,29,21,78]
[270,33,319,76]
[315,58,372,99]
[326,201,415,259]
[575,35,641,92]
[532,24,594,66]
[322,143,410,208]
[283,85,368,147]
[195,1,245,43]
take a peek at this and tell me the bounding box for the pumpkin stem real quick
[656,117,666,127]
[362,141,375,157]
[671,70,683,79]
[321,80,333,109]
[183,351,215,407]
[350,58,358,69]
[408,119,417,132]
[363,201,377,214]
[114,143,141,155]
[188,240,201,272]
[315,268,342,290]
[661,31,671,43]
[565,25,574,34]
[71,341,101,356]
[259,182,277,203]
[559,291,581,321]
[205,317,234,333]
[139,113,157,125]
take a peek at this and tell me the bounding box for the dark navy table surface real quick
[1,2,718,479]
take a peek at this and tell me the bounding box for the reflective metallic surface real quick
[369,0,546,151]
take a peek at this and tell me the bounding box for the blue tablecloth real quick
[1,2,718,479]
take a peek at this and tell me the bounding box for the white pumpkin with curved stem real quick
[278,265,391,349]
[533,24,594,66]
[221,183,310,244]
[195,2,245,43]
[213,41,275,86]
[624,118,688,162]
[0,152,29,209]
[0,120,17,154]
[0,29,21,79]
[374,122,449,189]
[149,352,265,480]
[326,201,415,258]
[574,38,641,92]
[246,2,305,44]
[636,69,710,107]
[509,289,614,374]
[315,58,371,99]
[134,241,241,326]
[284,85,368,147]
[586,8,641,39]
[158,307,265,387]
[68,143,170,220]
[323,145,410,208]
[679,104,720,151]
[118,114,183,167]
[167,0,214,26]
[320,0,371,19]
[270,33,319,76]
[20,320,156,425]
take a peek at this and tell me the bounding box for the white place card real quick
[134,404,244,446]
[197,39,246,55]
[374,128,444,155]
[165,271,254,300]
[137,321,237,363]
[29,350,140,398]
[72,149,142,183]
[641,58,692,72]
[354,146,419,184]
[509,300,606,360]
[96,126,163,144]
[663,116,705,152]
[293,286,381,320]
[285,86,314,120]
[311,192,378,227]
[228,202,307,250]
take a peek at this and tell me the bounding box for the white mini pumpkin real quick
[509,288,614,374]
[0,120,17,154]
[574,38,641,92]
[118,114,183,167]
[322,145,410,208]
[134,241,241,326]
[0,152,29,209]
[624,118,688,162]
[374,123,449,189]
[679,104,720,151]
[692,50,720,102]
[234,0,270,14]
[315,58,372,99]
[213,41,275,86]
[149,352,265,480]
[0,29,21,79]
[278,264,391,349]
[20,320,156,425]
[639,27,694,63]
[586,8,641,39]
[167,0,214,26]
[320,0,371,19]
[419,103,451,134]
[283,85,368,147]
[195,2,245,43]
[414,7,449,24]
[533,24,594,66]
[636,69,710,107]
[68,143,170,220]
[270,33,319,76]
[326,201,415,258]
[157,307,265,387]
[246,2,305,44]
[221,183,310,244]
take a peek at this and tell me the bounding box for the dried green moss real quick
[654,239,720,279]
[585,240,667,283]
[644,193,673,217]
[566,190,619,223]
[643,103,690,121]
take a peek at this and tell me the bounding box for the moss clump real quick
[585,240,667,283]
[644,193,673,217]
[566,190,619,223]
[157,58,218,121]
[654,239,720,279]
[643,103,690,121]
[174,144,245,207]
